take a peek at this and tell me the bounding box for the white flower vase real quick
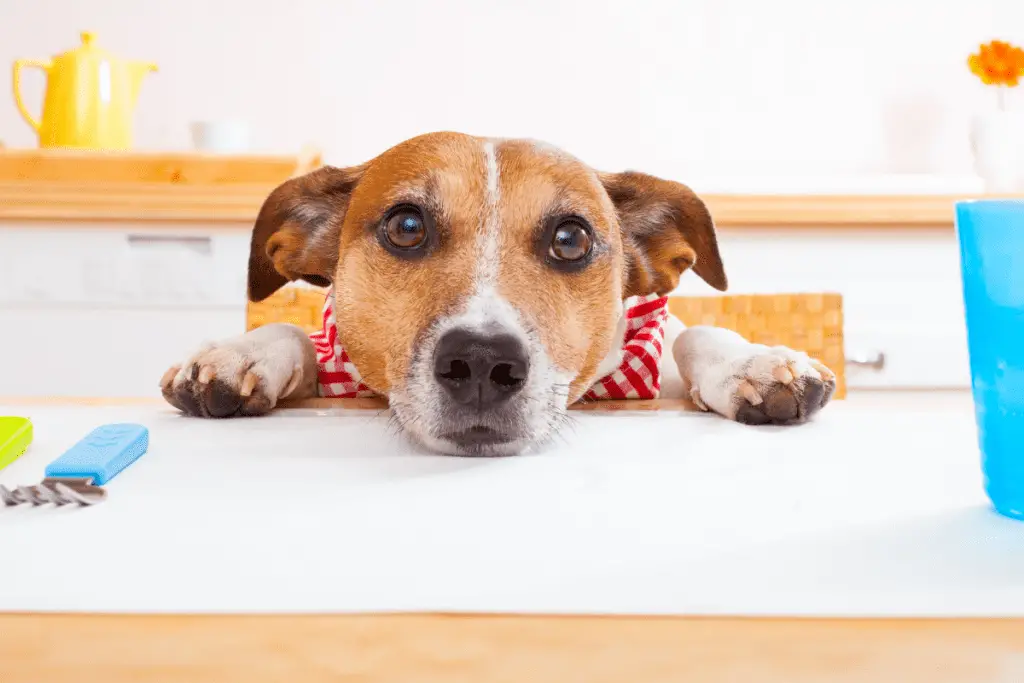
[970,110,1024,192]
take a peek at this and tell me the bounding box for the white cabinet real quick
[0,308,246,398]
[0,227,249,307]
[0,223,251,398]
[670,227,971,389]
[0,221,970,397]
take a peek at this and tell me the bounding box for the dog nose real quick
[433,329,530,407]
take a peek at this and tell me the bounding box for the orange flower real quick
[968,40,1024,87]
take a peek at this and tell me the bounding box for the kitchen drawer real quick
[0,226,249,308]
[670,227,971,389]
[0,307,245,397]
[843,324,971,389]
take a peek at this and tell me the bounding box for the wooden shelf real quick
[0,180,277,222]
[703,193,1024,227]
[5,190,1000,226]
[0,149,1019,227]
[0,146,322,184]
[0,147,321,223]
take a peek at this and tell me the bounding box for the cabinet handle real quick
[846,351,886,370]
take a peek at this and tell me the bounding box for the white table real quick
[2,392,1021,618]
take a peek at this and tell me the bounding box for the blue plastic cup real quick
[955,200,1024,521]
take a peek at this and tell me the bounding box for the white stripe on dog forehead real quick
[477,140,501,291]
[485,140,500,199]
[437,139,514,332]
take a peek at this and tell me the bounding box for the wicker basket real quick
[248,288,846,399]
[668,293,845,398]
[246,287,328,334]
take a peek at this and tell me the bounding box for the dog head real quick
[248,132,726,455]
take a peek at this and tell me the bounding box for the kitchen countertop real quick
[0,164,1018,226]
[2,392,1022,683]
[1,191,1018,227]
[0,147,318,224]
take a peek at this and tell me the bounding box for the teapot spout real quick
[128,62,158,103]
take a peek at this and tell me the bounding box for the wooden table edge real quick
[3,394,1019,681]
[1,613,1022,682]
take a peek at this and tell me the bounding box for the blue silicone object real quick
[43,424,149,486]
[955,200,1024,522]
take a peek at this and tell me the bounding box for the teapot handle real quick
[12,59,51,133]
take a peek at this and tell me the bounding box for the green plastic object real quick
[0,417,33,471]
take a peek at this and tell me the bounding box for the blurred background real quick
[3,0,1023,181]
[1,0,1022,398]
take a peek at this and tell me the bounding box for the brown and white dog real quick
[160,132,835,455]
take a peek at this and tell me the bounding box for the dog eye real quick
[383,208,427,250]
[548,219,593,263]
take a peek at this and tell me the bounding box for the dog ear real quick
[247,164,367,302]
[600,171,727,297]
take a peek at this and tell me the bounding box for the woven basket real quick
[248,288,846,399]
[668,293,845,398]
[246,287,328,334]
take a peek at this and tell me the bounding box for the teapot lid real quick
[58,31,114,60]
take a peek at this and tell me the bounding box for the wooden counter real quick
[1,187,1017,226]
[0,147,320,223]
[1,148,1019,226]
[705,192,1023,227]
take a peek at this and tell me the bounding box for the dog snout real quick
[433,329,530,408]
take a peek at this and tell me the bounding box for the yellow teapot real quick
[13,31,157,150]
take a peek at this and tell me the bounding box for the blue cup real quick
[955,200,1024,521]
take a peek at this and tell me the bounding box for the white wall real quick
[1,0,1022,185]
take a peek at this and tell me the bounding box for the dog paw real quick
[693,346,836,426]
[160,342,304,418]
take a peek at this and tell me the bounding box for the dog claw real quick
[772,365,795,385]
[281,366,303,398]
[160,366,180,389]
[240,371,258,398]
[197,366,214,385]
[739,381,763,405]
[690,386,709,411]
[810,360,835,383]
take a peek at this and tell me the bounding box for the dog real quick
[160,132,835,455]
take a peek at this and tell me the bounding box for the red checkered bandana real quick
[310,288,668,401]
[307,289,376,399]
